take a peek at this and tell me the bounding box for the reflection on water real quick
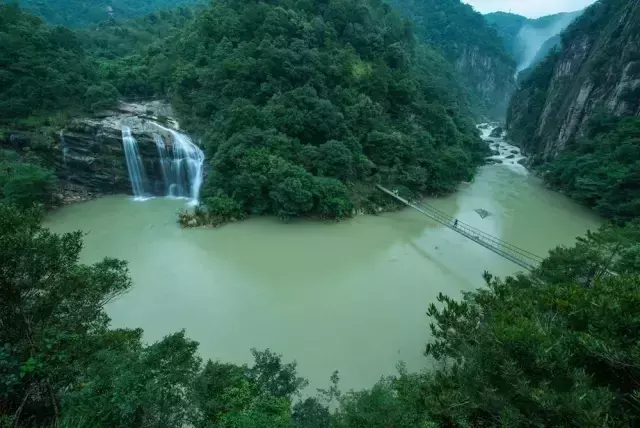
[45,164,600,392]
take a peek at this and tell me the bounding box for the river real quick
[45,141,601,393]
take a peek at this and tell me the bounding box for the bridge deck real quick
[377,185,543,270]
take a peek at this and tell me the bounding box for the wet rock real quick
[475,208,491,219]
[518,158,527,165]
[489,127,504,138]
[506,154,516,159]
[0,101,188,203]
[485,158,503,164]
[510,149,520,154]
[491,149,500,156]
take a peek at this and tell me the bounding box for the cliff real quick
[387,0,516,120]
[507,0,640,162]
[1,102,184,203]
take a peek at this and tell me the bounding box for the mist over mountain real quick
[486,10,583,73]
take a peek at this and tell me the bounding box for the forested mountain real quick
[1,0,487,220]
[133,0,488,221]
[7,0,203,27]
[386,0,516,119]
[507,0,640,222]
[486,10,582,72]
[0,3,118,119]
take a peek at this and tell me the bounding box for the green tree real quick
[1,162,58,209]
[83,83,120,112]
[0,204,131,425]
[151,0,488,222]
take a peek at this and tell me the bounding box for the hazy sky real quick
[463,0,597,18]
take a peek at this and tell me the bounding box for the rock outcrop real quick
[507,0,640,161]
[454,47,516,119]
[1,101,189,203]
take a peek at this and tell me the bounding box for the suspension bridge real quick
[377,185,544,271]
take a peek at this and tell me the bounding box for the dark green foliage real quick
[155,0,486,221]
[387,0,516,119]
[0,4,95,120]
[0,205,309,427]
[0,203,132,425]
[389,0,510,64]
[83,83,120,112]
[0,150,58,208]
[78,6,200,98]
[416,271,640,426]
[543,115,640,223]
[11,0,204,27]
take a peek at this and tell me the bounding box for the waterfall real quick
[152,123,205,205]
[154,134,170,195]
[121,126,149,200]
[60,130,68,167]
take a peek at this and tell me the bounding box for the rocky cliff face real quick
[507,0,640,161]
[1,102,184,202]
[454,46,515,119]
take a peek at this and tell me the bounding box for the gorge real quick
[2,0,640,426]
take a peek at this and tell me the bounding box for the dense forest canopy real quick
[389,0,511,64]
[543,114,640,223]
[1,0,490,220]
[387,0,516,119]
[0,4,117,120]
[6,0,203,27]
[150,0,488,221]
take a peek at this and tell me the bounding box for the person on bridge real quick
[454,219,459,228]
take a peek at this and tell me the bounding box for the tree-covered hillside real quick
[0,3,118,120]
[387,0,516,119]
[150,0,488,221]
[1,0,489,221]
[7,0,203,27]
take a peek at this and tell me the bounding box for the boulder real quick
[489,127,504,138]
[475,208,491,219]
[485,158,503,164]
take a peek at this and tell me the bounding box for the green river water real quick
[46,163,601,393]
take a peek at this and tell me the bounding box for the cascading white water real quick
[152,123,205,205]
[478,123,528,176]
[60,130,68,168]
[154,134,170,195]
[122,126,149,200]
